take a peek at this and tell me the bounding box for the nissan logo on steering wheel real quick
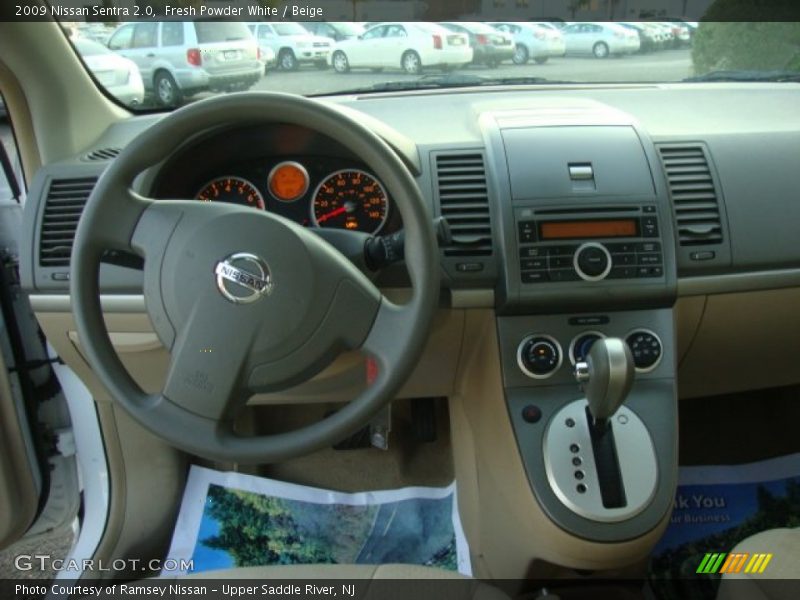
[214,252,273,304]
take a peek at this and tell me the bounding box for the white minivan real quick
[107,21,262,106]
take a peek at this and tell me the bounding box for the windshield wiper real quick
[683,70,800,83]
[324,73,574,95]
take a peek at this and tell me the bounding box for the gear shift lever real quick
[574,338,635,427]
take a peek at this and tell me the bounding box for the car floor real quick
[0,524,73,579]
[679,384,800,466]
[242,397,455,492]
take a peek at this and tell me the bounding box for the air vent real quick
[82,147,121,162]
[39,178,96,267]
[434,153,493,257]
[658,145,723,246]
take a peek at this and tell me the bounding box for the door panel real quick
[0,352,39,549]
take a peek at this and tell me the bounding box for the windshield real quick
[58,10,800,111]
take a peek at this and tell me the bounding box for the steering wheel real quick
[70,93,439,463]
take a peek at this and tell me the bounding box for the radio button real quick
[609,266,637,279]
[606,242,636,253]
[518,221,536,243]
[550,256,573,269]
[636,266,664,278]
[575,243,612,281]
[641,216,659,238]
[547,245,577,256]
[612,253,636,266]
[520,247,544,259]
[550,269,580,282]
[638,253,663,265]
[521,258,546,270]
[521,271,549,284]
[636,242,661,253]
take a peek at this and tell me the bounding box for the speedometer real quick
[195,176,265,210]
[311,169,389,234]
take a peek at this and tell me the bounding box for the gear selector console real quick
[497,309,677,542]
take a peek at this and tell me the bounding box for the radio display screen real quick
[539,219,639,240]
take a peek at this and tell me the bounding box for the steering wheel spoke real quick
[162,294,257,421]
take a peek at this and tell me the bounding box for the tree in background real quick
[568,0,591,20]
[692,0,800,74]
[202,485,334,566]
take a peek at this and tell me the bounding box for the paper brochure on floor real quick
[165,465,472,576]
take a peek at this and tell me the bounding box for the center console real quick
[480,100,678,543]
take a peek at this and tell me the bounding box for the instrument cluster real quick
[192,157,396,235]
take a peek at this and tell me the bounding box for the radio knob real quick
[574,243,612,281]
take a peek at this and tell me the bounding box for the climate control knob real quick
[569,331,605,365]
[518,335,563,379]
[625,329,663,372]
[574,242,612,281]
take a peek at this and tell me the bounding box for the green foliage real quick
[202,485,335,567]
[692,18,800,74]
[702,0,800,21]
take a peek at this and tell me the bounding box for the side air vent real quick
[658,145,723,246]
[39,177,96,267]
[434,153,493,257]
[82,147,121,162]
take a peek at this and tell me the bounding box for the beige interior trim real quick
[0,22,128,166]
[0,340,40,549]
[449,310,670,579]
[679,268,800,297]
[0,59,40,185]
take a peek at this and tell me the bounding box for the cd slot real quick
[535,206,640,216]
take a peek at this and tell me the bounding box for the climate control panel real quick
[502,310,672,386]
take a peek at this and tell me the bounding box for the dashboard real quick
[149,123,402,236]
[17,81,800,572]
[18,84,800,403]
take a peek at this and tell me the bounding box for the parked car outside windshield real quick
[57,18,800,109]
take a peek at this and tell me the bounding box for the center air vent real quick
[39,178,96,267]
[82,147,121,162]
[433,153,493,257]
[658,145,723,246]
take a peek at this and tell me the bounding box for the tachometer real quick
[311,169,389,234]
[195,176,265,210]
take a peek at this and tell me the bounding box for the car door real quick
[382,24,409,68]
[0,120,49,551]
[350,25,386,66]
[256,24,280,55]
[127,22,159,85]
[107,23,135,58]
[564,23,587,54]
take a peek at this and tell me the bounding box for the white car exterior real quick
[561,22,640,58]
[329,22,472,75]
[490,22,565,65]
[107,21,261,107]
[74,37,144,106]
[246,22,332,71]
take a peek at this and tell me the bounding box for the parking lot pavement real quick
[252,48,692,96]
